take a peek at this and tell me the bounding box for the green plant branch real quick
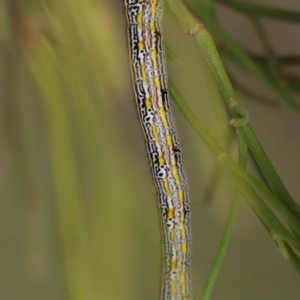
[167,0,300,295]
[286,244,300,273]
[169,81,300,271]
[216,0,300,24]
[182,0,300,111]
[167,0,300,216]
[200,135,247,300]
[252,55,300,66]
[201,133,234,206]
[169,81,300,239]
[238,125,300,215]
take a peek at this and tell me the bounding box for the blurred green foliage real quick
[1,0,300,299]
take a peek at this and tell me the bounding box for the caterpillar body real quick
[123,1,192,299]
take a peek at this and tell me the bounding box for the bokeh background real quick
[0,0,300,299]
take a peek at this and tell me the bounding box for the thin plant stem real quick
[169,82,296,230]
[216,0,300,23]
[182,0,300,111]
[167,0,300,214]
[200,136,248,300]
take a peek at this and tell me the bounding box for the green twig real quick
[167,0,300,214]
[169,82,300,240]
[253,55,300,66]
[183,0,300,111]
[169,82,300,282]
[200,136,247,300]
[217,0,300,23]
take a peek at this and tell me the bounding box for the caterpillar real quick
[123,1,192,299]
